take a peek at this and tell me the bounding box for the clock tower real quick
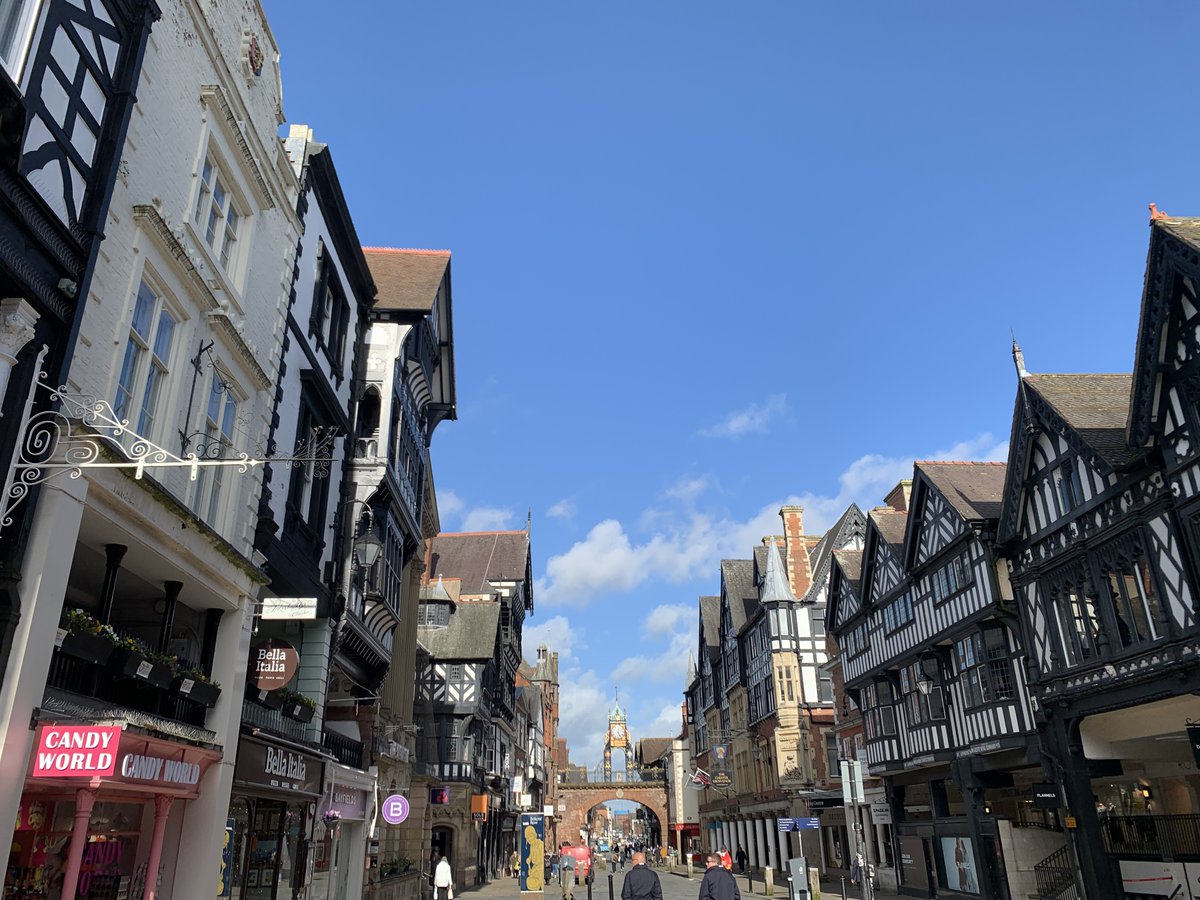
[603,698,631,781]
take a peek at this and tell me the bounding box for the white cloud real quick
[547,499,576,520]
[522,615,581,663]
[462,506,516,532]
[697,394,788,439]
[438,490,464,522]
[556,667,612,768]
[644,603,694,639]
[663,475,713,504]
[644,702,686,740]
[536,432,1009,606]
[612,626,695,686]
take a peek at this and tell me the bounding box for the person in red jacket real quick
[719,848,733,872]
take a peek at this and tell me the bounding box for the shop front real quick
[222,735,327,900]
[310,762,374,900]
[7,722,220,900]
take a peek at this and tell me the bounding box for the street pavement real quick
[454,865,907,900]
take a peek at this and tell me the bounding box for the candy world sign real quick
[32,725,122,777]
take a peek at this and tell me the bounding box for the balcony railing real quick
[46,647,210,727]
[1100,814,1200,861]
[322,729,365,768]
[1032,844,1078,900]
[241,698,307,741]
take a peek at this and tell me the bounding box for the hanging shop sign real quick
[234,738,323,795]
[31,725,122,778]
[381,794,410,825]
[260,597,318,620]
[1033,783,1061,810]
[250,638,299,690]
[471,794,489,821]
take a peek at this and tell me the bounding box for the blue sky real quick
[263,2,1200,766]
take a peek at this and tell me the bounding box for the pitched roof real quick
[832,548,864,596]
[418,602,500,660]
[428,531,531,592]
[699,596,720,652]
[805,505,866,601]
[869,508,908,551]
[760,541,795,603]
[363,248,450,312]
[637,737,675,762]
[721,559,759,631]
[916,462,1007,522]
[1025,373,1136,468]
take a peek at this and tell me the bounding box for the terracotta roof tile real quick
[363,247,450,312]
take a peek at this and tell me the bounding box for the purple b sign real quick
[382,794,410,825]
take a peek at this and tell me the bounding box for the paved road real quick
[457,865,906,900]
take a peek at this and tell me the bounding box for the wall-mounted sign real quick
[119,753,200,786]
[250,638,299,690]
[31,725,121,778]
[324,786,369,821]
[381,794,410,825]
[234,738,322,795]
[869,799,893,825]
[808,797,844,811]
[260,597,317,621]
[430,787,450,805]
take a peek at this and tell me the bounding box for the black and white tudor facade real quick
[828,464,1046,899]
[996,218,1200,900]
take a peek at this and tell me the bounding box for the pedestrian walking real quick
[511,848,520,879]
[560,845,576,900]
[433,854,454,900]
[735,846,747,874]
[698,853,741,900]
[621,852,662,900]
[719,847,733,872]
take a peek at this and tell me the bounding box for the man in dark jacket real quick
[621,852,662,900]
[698,853,741,900]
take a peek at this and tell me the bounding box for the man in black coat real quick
[698,853,742,900]
[621,852,662,900]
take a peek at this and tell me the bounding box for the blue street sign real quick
[776,818,794,831]
[796,817,820,830]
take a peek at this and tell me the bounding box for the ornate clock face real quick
[611,724,625,741]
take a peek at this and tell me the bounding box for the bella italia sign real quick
[250,638,299,690]
[235,738,322,796]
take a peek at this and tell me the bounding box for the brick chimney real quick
[885,480,912,513]
[780,505,813,598]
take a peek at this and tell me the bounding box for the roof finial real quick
[1149,203,1170,222]
[1011,331,1028,379]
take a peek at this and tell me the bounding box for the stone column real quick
[142,794,173,900]
[0,298,39,411]
[61,787,97,899]
[0,473,88,835]
[737,820,750,866]
[754,817,768,870]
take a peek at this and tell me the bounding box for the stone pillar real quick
[0,298,39,410]
[142,794,173,900]
[61,787,97,899]
[754,817,768,870]
[0,474,87,835]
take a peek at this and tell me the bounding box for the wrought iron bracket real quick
[1,348,336,538]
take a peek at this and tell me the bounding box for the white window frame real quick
[0,0,42,83]
[113,273,181,444]
[192,148,245,276]
[191,364,242,527]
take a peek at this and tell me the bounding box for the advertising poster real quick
[520,813,545,893]
[899,836,929,892]
[939,836,980,895]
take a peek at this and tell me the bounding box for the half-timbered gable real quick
[719,558,756,697]
[862,508,908,607]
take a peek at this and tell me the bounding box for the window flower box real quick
[108,647,174,689]
[246,682,285,710]
[172,675,222,708]
[55,628,113,666]
[283,699,315,722]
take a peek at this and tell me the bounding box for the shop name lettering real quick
[256,647,291,672]
[265,747,307,780]
[121,753,200,785]
[37,729,116,772]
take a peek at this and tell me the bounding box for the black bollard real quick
[588,875,593,900]
[840,875,847,900]
[608,873,615,900]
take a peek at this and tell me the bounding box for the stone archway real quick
[557,782,670,848]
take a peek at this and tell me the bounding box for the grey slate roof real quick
[721,559,759,632]
[917,462,1007,522]
[1025,373,1137,469]
[418,602,500,660]
[760,542,795,603]
[637,737,675,762]
[869,508,908,552]
[804,505,866,602]
[832,548,864,595]
[699,596,720,653]
[428,531,530,592]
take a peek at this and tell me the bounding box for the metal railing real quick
[321,729,365,768]
[46,648,209,727]
[1033,844,1078,900]
[241,698,308,741]
[1101,814,1200,861]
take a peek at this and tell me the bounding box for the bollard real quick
[608,873,614,900]
[765,866,774,897]
[840,875,846,900]
[588,875,593,900]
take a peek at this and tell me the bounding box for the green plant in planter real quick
[184,667,222,691]
[60,608,102,635]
